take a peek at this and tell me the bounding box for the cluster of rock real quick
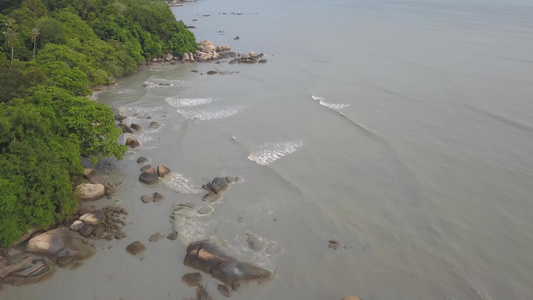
[228,51,267,64]
[69,206,128,240]
[201,176,242,202]
[182,241,274,298]
[137,156,171,185]
[114,111,161,149]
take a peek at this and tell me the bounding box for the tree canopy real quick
[0,0,196,247]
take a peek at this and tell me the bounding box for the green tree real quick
[2,18,18,66]
[30,26,38,57]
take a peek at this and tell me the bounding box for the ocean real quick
[3,0,533,299]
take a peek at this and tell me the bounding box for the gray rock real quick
[328,240,340,250]
[118,124,133,133]
[217,284,232,297]
[206,70,218,75]
[149,121,160,129]
[149,233,164,242]
[0,253,55,286]
[181,272,202,286]
[258,59,267,64]
[211,177,229,194]
[184,241,274,287]
[152,192,164,202]
[126,241,146,256]
[141,195,152,203]
[78,224,94,237]
[137,156,149,164]
[75,183,105,201]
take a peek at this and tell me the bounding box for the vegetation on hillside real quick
[0,0,196,247]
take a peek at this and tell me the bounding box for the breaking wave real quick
[142,77,190,88]
[248,140,303,165]
[165,97,218,108]
[311,95,351,110]
[160,172,204,194]
[177,107,242,120]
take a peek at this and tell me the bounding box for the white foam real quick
[165,97,217,108]
[160,172,204,194]
[142,77,189,89]
[177,107,242,120]
[115,88,134,95]
[248,140,303,165]
[319,100,351,110]
[311,95,324,101]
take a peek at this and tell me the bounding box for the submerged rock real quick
[181,272,202,286]
[196,285,213,300]
[183,241,274,287]
[217,284,232,297]
[126,241,146,256]
[0,253,55,286]
[141,195,151,203]
[149,233,164,242]
[137,156,149,164]
[152,192,165,202]
[328,240,340,250]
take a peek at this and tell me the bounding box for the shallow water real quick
[3,0,533,299]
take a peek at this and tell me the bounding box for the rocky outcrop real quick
[202,176,240,202]
[75,183,105,201]
[183,241,274,287]
[0,253,55,286]
[26,227,96,264]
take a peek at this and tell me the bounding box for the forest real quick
[0,0,197,247]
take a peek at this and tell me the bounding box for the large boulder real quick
[80,211,105,226]
[26,227,96,263]
[184,241,274,287]
[157,165,171,177]
[139,167,158,185]
[183,52,190,61]
[75,183,105,201]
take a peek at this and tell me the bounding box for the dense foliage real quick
[0,0,196,247]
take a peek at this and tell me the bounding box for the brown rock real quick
[140,164,152,172]
[217,284,232,297]
[141,195,152,203]
[130,123,142,131]
[181,272,202,286]
[126,241,146,256]
[196,285,212,300]
[78,224,94,237]
[137,156,149,164]
[139,167,158,185]
[26,227,96,263]
[152,192,164,202]
[167,231,178,240]
[342,297,361,300]
[126,137,141,148]
[149,233,164,242]
[157,165,171,177]
[79,211,105,226]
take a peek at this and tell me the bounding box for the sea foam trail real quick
[311,95,351,110]
[160,172,204,194]
[248,140,303,165]
[165,97,217,108]
[177,107,242,120]
[142,77,190,88]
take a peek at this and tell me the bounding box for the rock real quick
[184,241,274,287]
[104,182,116,197]
[149,233,164,242]
[157,164,171,177]
[78,224,94,237]
[152,192,164,202]
[126,241,146,256]
[137,156,149,164]
[130,123,142,132]
[189,52,194,61]
[206,70,218,75]
[197,206,214,215]
[167,231,178,240]
[93,227,106,239]
[328,240,340,250]
[79,211,105,226]
[83,168,98,180]
[181,272,202,286]
[196,285,212,300]
[211,177,229,194]
[192,19,198,21]
[187,25,196,29]
[26,227,96,263]
[118,124,134,133]
[225,176,235,183]
[126,137,141,148]
[105,234,114,241]
[141,195,152,203]
[165,53,173,61]
[139,167,158,185]
[246,234,267,252]
[191,70,199,73]
[70,220,84,231]
[234,36,240,40]
[75,183,105,201]
[217,284,232,297]
[140,164,152,172]
[203,13,210,17]
[342,297,362,300]
[0,253,55,286]
[258,59,267,64]
[249,51,259,58]
[149,121,160,129]
[183,52,190,61]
